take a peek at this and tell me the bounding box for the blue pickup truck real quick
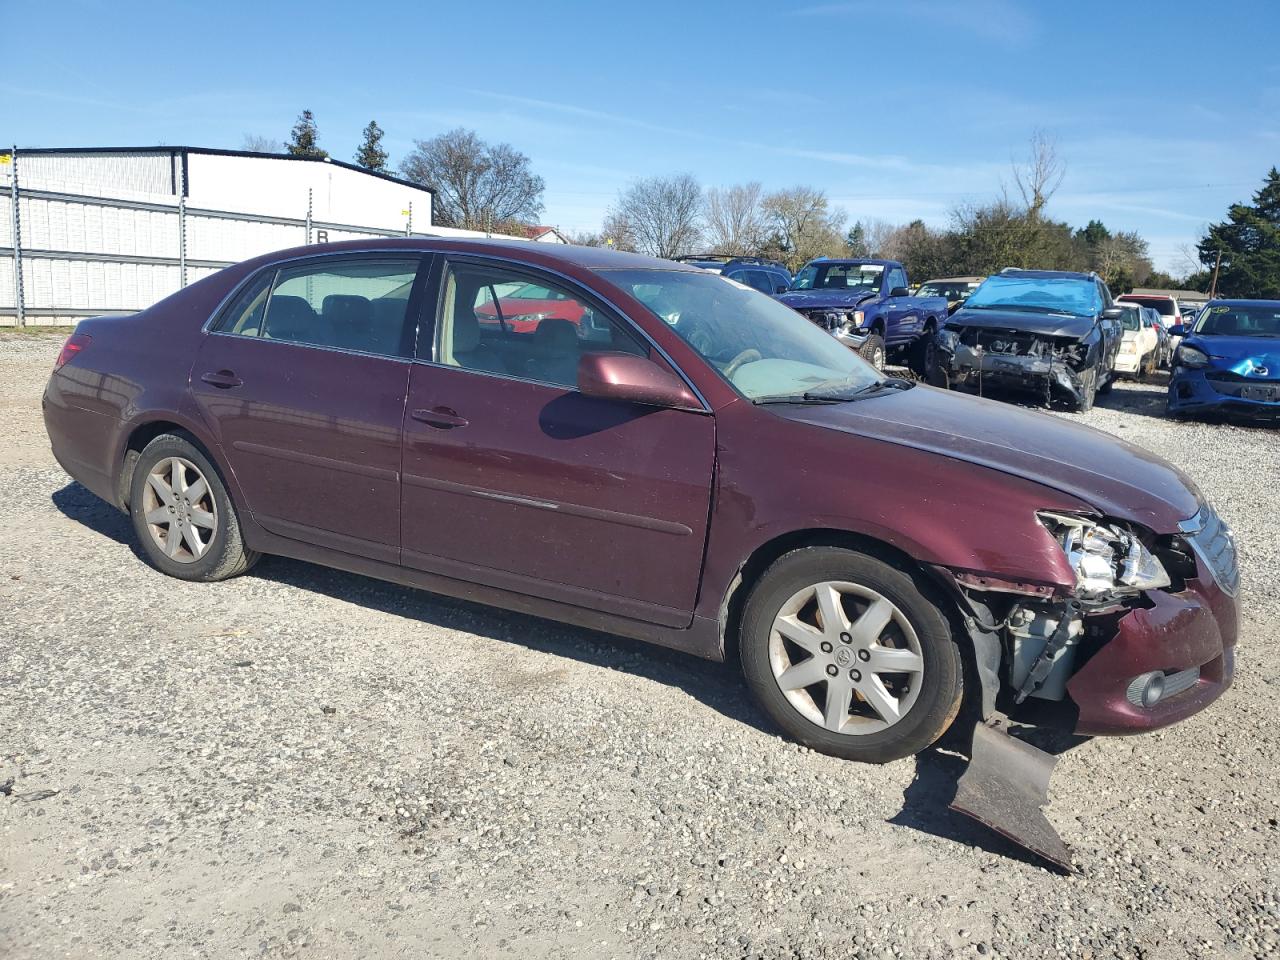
[776,258,949,370]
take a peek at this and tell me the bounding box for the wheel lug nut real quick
[850,669,861,682]
[820,641,833,653]
[825,664,838,677]
[857,649,870,662]
[840,632,852,644]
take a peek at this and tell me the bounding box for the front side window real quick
[887,268,907,293]
[964,275,1103,317]
[603,268,881,401]
[1118,305,1141,332]
[435,262,646,388]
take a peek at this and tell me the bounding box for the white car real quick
[1113,302,1160,378]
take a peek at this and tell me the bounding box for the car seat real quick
[264,295,319,342]
[523,318,580,386]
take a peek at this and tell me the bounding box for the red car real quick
[473,280,590,335]
[43,238,1237,765]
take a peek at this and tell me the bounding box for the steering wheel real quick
[722,348,762,379]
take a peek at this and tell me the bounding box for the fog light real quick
[1125,671,1166,708]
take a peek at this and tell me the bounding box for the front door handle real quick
[200,370,243,388]
[411,406,469,429]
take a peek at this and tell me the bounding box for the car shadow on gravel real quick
[49,480,777,739]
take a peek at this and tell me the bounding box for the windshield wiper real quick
[754,377,915,405]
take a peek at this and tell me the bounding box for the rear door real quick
[399,256,716,626]
[191,253,427,563]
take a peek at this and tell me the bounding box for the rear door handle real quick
[411,406,469,429]
[200,370,243,388]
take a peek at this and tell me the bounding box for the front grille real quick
[803,309,839,332]
[1180,504,1240,596]
[1204,369,1280,384]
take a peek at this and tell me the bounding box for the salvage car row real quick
[689,254,1277,421]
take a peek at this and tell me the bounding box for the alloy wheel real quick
[768,580,924,735]
[141,456,218,563]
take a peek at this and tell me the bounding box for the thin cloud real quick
[793,0,1037,47]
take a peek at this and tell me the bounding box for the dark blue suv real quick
[674,255,791,295]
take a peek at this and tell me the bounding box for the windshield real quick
[917,281,979,300]
[789,262,884,293]
[602,269,882,400]
[1194,303,1280,337]
[963,275,1102,317]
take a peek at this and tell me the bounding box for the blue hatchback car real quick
[1167,299,1280,420]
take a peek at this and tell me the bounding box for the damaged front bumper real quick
[946,510,1240,739]
[1168,367,1280,419]
[937,332,1096,406]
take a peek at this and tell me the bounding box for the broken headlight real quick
[937,328,960,352]
[1038,512,1171,598]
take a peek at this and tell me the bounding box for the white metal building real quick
[1,146,446,325]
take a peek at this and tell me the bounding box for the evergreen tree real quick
[355,121,388,172]
[844,222,869,257]
[1198,167,1280,298]
[287,109,328,159]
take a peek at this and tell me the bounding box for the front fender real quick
[695,401,1087,623]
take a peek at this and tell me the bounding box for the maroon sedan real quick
[43,239,1238,763]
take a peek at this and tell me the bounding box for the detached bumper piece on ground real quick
[951,715,1072,872]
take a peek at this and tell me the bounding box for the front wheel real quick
[129,433,260,582]
[739,547,963,764]
[858,333,885,371]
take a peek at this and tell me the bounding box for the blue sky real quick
[6,0,1279,272]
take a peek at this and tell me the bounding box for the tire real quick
[1097,368,1114,394]
[1074,368,1098,411]
[129,432,260,582]
[858,332,885,371]
[739,546,963,764]
[909,324,937,377]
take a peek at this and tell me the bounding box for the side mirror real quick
[577,352,699,409]
[889,286,910,298]
[1102,306,1124,319]
[1168,324,1186,337]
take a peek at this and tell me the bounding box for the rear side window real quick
[214,258,422,358]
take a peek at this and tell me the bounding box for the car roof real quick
[922,276,985,283]
[1203,298,1280,308]
[997,268,1095,281]
[239,236,705,275]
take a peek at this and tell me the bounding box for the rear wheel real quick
[129,433,259,582]
[858,332,885,371]
[909,323,938,377]
[739,547,963,764]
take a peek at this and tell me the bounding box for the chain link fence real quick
[1,147,422,327]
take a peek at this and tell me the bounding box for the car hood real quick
[1185,334,1280,376]
[776,384,1202,532]
[777,289,876,310]
[946,306,1096,339]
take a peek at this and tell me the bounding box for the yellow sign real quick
[400,209,410,216]
[0,155,11,165]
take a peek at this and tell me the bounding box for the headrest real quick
[266,295,316,339]
[533,317,578,349]
[323,294,372,327]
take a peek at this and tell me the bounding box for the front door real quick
[191,253,427,563]
[399,257,715,627]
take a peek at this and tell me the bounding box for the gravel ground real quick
[2,332,1278,960]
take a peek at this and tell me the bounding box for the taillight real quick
[54,333,92,369]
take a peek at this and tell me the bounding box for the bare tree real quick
[242,134,285,154]
[605,174,703,259]
[400,128,545,230]
[1012,129,1065,219]
[703,182,767,255]
[761,186,847,270]
[860,218,901,258]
